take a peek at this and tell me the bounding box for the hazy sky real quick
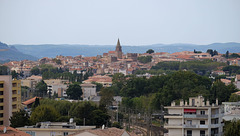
[0,0,240,45]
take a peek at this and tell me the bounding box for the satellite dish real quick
[102,124,105,130]
[3,127,6,133]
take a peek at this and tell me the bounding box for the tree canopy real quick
[146,49,154,54]
[10,110,30,128]
[66,83,82,100]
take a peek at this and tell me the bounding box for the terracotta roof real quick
[0,126,31,136]
[22,97,41,105]
[108,51,116,54]
[80,83,96,87]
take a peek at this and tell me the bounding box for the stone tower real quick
[115,39,122,59]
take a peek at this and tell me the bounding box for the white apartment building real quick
[164,96,224,136]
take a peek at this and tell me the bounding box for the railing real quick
[184,124,197,128]
[211,114,223,118]
[184,114,208,118]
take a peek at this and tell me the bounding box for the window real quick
[63,132,68,136]
[187,130,192,136]
[0,121,3,125]
[201,111,205,115]
[187,120,192,125]
[0,99,3,102]
[0,84,3,88]
[0,113,3,117]
[26,131,35,136]
[200,130,205,136]
[200,120,205,125]
[0,91,3,95]
[0,106,3,110]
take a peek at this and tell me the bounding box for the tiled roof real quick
[0,126,31,136]
[22,97,40,105]
[70,127,137,136]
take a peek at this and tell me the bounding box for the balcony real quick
[211,114,223,118]
[184,114,208,119]
[211,123,223,128]
[164,114,183,118]
[184,124,209,128]
[164,124,183,128]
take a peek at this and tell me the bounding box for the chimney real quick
[185,101,188,106]
[206,100,210,106]
[171,101,175,106]
[216,98,218,106]
[180,100,184,106]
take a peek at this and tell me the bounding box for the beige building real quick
[0,75,21,126]
[17,121,95,136]
[164,96,224,136]
[80,83,97,100]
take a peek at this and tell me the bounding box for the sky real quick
[0,0,240,45]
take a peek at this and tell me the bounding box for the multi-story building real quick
[0,75,21,126]
[164,96,224,136]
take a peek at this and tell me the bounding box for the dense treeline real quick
[137,56,152,63]
[150,60,226,76]
[30,64,93,82]
[10,99,109,127]
[112,71,238,111]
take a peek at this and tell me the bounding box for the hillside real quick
[0,42,38,61]
[12,42,240,58]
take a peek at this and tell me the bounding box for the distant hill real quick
[12,42,240,58]
[0,42,38,61]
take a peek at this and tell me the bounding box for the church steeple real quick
[115,38,122,59]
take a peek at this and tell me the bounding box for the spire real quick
[117,38,120,47]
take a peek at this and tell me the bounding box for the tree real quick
[11,70,18,79]
[9,110,30,128]
[224,119,240,136]
[30,105,60,124]
[226,51,229,58]
[146,49,154,54]
[0,65,9,75]
[100,87,114,107]
[66,83,82,100]
[206,49,213,56]
[30,67,40,75]
[32,97,40,110]
[213,50,218,56]
[229,94,240,102]
[91,109,109,127]
[35,80,47,97]
[137,56,152,63]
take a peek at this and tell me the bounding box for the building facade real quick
[0,75,21,126]
[164,96,224,136]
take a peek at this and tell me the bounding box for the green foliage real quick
[146,49,154,54]
[10,110,30,128]
[151,60,226,76]
[226,51,229,58]
[137,56,152,63]
[224,119,240,136]
[0,65,9,75]
[30,67,40,75]
[210,81,237,104]
[32,97,40,110]
[228,53,240,58]
[52,58,62,65]
[66,83,82,100]
[100,87,114,107]
[223,65,240,75]
[30,105,60,124]
[121,71,213,110]
[91,109,109,127]
[112,122,122,129]
[35,80,47,97]
[229,94,240,102]
[11,70,18,79]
